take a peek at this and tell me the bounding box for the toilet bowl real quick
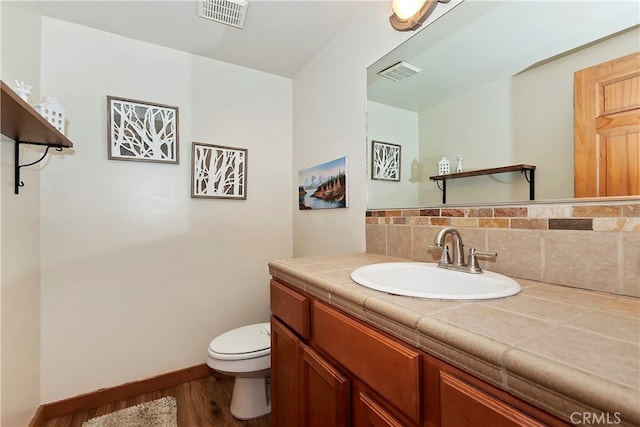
[207,322,271,420]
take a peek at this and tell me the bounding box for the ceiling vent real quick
[199,0,249,29]
[377,61,421,81]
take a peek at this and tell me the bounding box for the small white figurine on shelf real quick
[438,157,450,175]
[456,155,464,173]
[33,97,66,134]
[14,80,33,102]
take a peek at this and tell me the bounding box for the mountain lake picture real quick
[298,156,347,210]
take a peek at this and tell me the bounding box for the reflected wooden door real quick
[574,51,640,197]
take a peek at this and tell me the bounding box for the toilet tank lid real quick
[209,322,271,355]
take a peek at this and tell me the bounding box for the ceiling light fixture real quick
[389,0,450,31]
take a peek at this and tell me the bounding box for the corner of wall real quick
[1,2,43,426]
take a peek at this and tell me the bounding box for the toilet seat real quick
[208,322,271,361]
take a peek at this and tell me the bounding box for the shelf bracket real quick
[435,179,447,204]
[14,141,64,194]
[521,168,535,200]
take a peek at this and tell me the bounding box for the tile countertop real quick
[268,253,640,426]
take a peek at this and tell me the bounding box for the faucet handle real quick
[467,248,498,273]
[429,244,452,264]
[475,250,498,259]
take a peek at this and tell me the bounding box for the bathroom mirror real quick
[366,0,640,208]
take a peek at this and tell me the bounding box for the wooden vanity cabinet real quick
[270,278,351,427]
[301,342,351,427]
[423,353,568,427]
[439,372,546,427]
[312,299,422,426]
[272,316,352,427]
[270,317,303,427]
[270,278,568,427]
[355,390,407,427]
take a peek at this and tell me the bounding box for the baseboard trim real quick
[30,363,213,426]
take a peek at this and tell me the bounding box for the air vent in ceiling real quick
[377,61,421,81]
[199,0,249,29]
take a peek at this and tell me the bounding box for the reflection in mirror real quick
[367,1,640,209]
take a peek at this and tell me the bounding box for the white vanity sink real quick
[350,262,521,300]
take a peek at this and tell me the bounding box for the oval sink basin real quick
[351,262,521,300]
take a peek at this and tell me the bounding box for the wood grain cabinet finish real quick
[312,300,422,424]
[270,279,310,339]
[301,343,351,427]
[270,317,303,427]
[270,278,568,427]
[440,372,547,427]
[356,391,406,427]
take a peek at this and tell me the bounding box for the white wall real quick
[367,101,419,209]
[0,2,44,426]
[411,26,640,206]
[512,26,640,201]
[419,80,515,205]
[291,1,431,256]
[0,0,506,418]
[38,18,292,402]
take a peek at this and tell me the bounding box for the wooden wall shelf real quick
[1,80,73,194]
[429,164,536,204]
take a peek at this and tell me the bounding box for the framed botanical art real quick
[107,96,179,163]
[371,140,401,181]
[191,142,247,200]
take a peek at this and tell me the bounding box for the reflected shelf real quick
[429,164,536,204]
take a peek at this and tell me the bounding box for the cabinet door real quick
[271,317,303,427]
[440,372,546,427]
[313,300,422,424]
[356,391,406,427]
[301,343,350,427]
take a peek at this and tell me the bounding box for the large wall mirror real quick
[367,0,639,209]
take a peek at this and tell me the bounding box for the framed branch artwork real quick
[191,142,247,200]
[371,140,401,181]
[107,96,179,163]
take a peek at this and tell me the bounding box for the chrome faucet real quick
[434,227,465,266]
[432,227,497,274]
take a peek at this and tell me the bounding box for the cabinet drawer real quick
[312,301,421,424]
[270,280,310,339]
[440,371,546,427]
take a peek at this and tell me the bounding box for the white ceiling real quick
[367,0,640,112]
[34,0,375,78]
[33,0,639,112]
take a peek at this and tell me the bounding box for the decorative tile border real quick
[366,202,640,232]
[365,201,639,297]
[548,218,593,230]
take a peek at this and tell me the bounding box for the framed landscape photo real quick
[371,140,401,181]
[191,142,247,200]
[107,96,179,163]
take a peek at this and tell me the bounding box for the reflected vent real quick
[199,0,249,29]
[377,61,421,81]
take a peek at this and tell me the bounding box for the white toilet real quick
[207,322,271,420]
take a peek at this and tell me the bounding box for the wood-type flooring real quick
[42,373,271,427]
